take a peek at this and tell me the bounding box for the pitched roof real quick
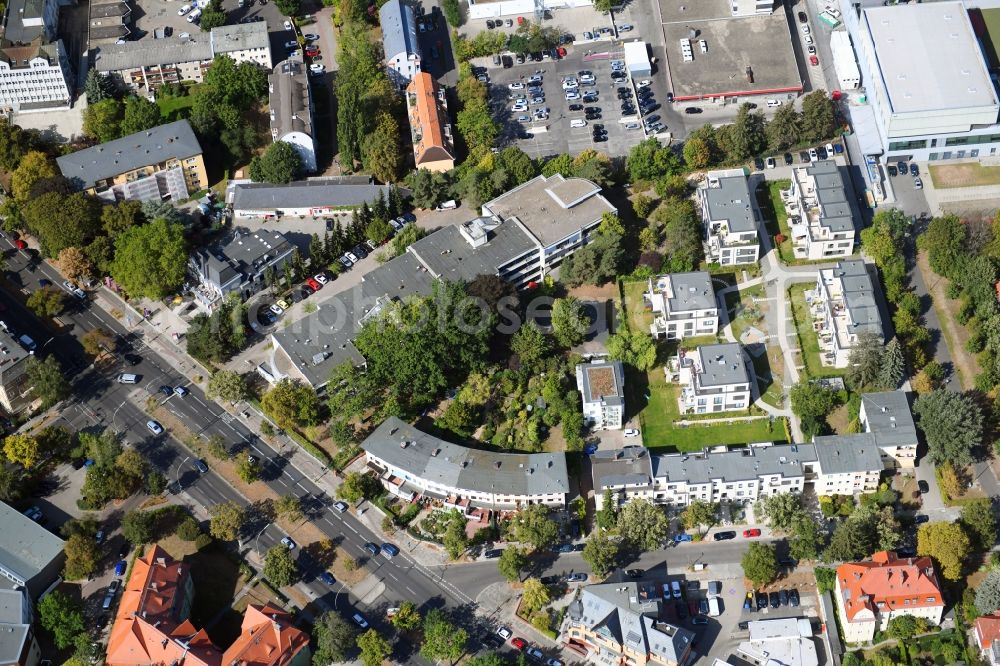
[221,604,309,666]
[836,551,943,623]
[56,120,203,191]
[407,72,453,166]
[379,0,419,61]
[0,500,64,587]
[106,545,220,666]
[269,59,312,140]
[976,612,1000,650]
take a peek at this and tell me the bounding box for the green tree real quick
[729,103,766,161]
[682,500,717,534]
[84,69,117,104]
[407,169,452,209]
[207,370,250,403]
[790,382,837,438]
[511,322,551,369]
[520,577,551,614]
[312,612,358,665]
[976,569,1000,615]
[741,542,778,587]
[756,493,805,533]
[390,600,421,631]
[799,90,836,142]
[26,355,71,407]
[37,590,85,649]
[275,495,304,522]
[63,533,100,580]
[264,544,300,587]
[551,297,589,348]
[421,608,468,664]
[960,498,997,551]
[209,501,244,541]
[498,546,526,582]
[362,112,402,184]
[391,222,427,256]
[846,330,885,389]
[26,287,65,318]
[22,192,102,258]
[3,433,38,468]
[652,197,702,272]
[861,209,908,268]
[336,471,382,503]
[122,509,155,544]
[617,499,669,551]
[120,95,162,135]
[919,214,966,279]
[877,337,905,390]
[235,456,261,484]
[682,136,712,169]
[82,98,123,142]
[198,0,226,30]
[582,529,620,577]
[766,105,801,151]
[626,138,682,182]
[442,510,469,560]
[441,0,462,24]
[249,141,304,184]
[508,504,559,551]
[790,516,823,561]
[886,615,929,640]
[11,150,57,201]
[357,629,391,666]
[914,389,983,467]
[918,521,969,580]
[111,218,187,299]
[606,329,657,371]
[261,379,321,429]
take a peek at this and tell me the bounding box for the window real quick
[888,139,927,151]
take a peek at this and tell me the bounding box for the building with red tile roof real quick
[222,604,310,666]
[974,612,1000,665]
[106,548,309,666]
[405,72,454,173]
[834,551,944,643]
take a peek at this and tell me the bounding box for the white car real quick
[497,626,513,640]
[636,79,651,88]
[766,157,776,169]
[284,40,298,49]
[766,99,782,107]
[527,74,542,83]
[517,114,530,122]
[177,4,192,14]
[618,23,633,31]
[185,9,201,22]
[804,34,814,45]
[802,24,810,34]
[508,82,524,90]
[561,78,578,89]
[309,64,325,74]
[284,19,293,30]
[314,273,328,284]
[579,74,595,84]
[281,536,296,549]
[624,428,640,437]
[825,142,835,156]
[565,91,581,101]
[346,251,359,263]
[269,303,284,315]
[808,147,818,161]
[146,420,163,435]
[512,102,528,112]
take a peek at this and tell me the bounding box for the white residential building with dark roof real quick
[379,0,421,88]
[699,169,760,266]
[268,59,316,173]
[0,501,64,600]
[361,417,570,509]
[227,178,390,218]
[0,588,39,666]
[673,343,752,414]
[811,259,883,368]
[737,619,818,666]
[189,228,295,311]
[783,160,856,260]
[859,391,917,468]
[645,271,718,340]
[0,0,72,113]
[576,359,624,430]
[561,582,695,666]
[811,432,884,495]
[0,328,33,414]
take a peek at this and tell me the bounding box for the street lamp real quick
[173,456,189,492]
[253,525,269,559]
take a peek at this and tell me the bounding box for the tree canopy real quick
[111,218,187,299]
[913,389,983,468]
[249,141,304,184]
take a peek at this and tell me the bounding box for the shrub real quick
[177,517,201,541]
[194,533,212,550]
[774,233,786,244]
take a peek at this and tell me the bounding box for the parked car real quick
[280,536,296,549]
[626,569,643,578]
[552,543,573,553]
[789,588,800,607]
[333,501,349,513]
[566,572,588,583]
[146,420,163,435]
[684,107,702,114]
[691,617,708,626]
[352,613,369,629]
[381,542,400,558]
[713,531,736,541]
[497,626,513,640]
[525,647,544,662]
[769,592,781,608]
[674,533,693,542]
[364,542,380,556]
[743,528,761,538]
[756,591,768,610]
[511,637,527,650]
[114,560,127,576]
[917,480,930,493]
[194,459,209,473]
[319,571,335,585]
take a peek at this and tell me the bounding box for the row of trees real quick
[82,95,163,143]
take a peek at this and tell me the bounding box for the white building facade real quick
[783,160,856,261]
[810,259,883,368]
[645,272,718,340]
[576,360,624,431]
[673,343,752,414]
[699,169,760,266]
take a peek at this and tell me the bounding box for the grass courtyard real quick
[928,161,1000,188]
[788,283,850,379]
[757,180,794,263]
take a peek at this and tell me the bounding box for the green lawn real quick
[157,94,195,121]
[724,285,764,342]
[633,367,787,451]
[620,280,653,336]
[757,180,794,263]
[788,283,850,379]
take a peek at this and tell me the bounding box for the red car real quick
[511,637,526,650]
[306,277,322,291]
[743,528,762,538]
[809,55,819,66]
[13,239,26,249]
[557,46,567,57]
[306,47,320,56]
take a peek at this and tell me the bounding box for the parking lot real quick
[481,45,672,158]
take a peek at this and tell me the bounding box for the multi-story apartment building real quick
[835,551,944,643]
[783,160,856,261]
[811,433,884,495]
[88,0,131,47]
[0,501,65,599]
[0,588,40,666]
[737,619,818,666]
[699,169,760,266]
[222,604,310,666]
[268,58,316,173]
[56,120,207,203]
[379,0,420,88]
[0,0,73,113]
[576,359,624,430]
[189,229,295,311]
[645,271,719,340]
[860,391,917,469]
[361,417,570,509]
[561,582,695,666]
[0,328,33,413]
[92,23,271,94]
[810,259,883,368]
[673,343,752,414]
[406,71,454,172]
[974,612,1000,666]
[270,176,616,387]
[838,0,1000,165]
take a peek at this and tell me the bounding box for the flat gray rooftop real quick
[408,219,537,282]
[660,2,802,100]
[812,432,884,474]
[808,161,854,233]
[232,180,391,211]
[694,343,749,387]
[703,175,757,233]
[834,260,883,338]
[0,501,64,584]
[651,443,817,485]
[362,416,570,498]
[862,391,917,449]
[93,36,213,72]
[482,174,616,247]
[591,446,653,492]
[665,271,715,313]
[211,21,269,53]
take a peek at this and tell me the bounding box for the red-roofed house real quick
[834,551,944,643]
[974,612,1000,665]
[222,604,310,666]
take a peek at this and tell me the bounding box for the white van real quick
[117,373,139,384]
[186,8,201,22]
[436,199,457,210]
[708,597,721,617]
[766,99,782,108]
[570,118,587,128]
